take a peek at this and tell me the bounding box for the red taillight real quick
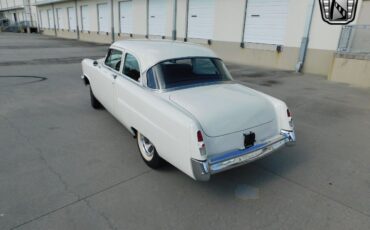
[197,130,203,142]
[197,130,206,156]
[287,109,291,117]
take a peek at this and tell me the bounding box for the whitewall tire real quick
[137,132,165,168]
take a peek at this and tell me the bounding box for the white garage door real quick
[98,3,109,33]
[81,5,89,31]
[47,9,54,29]
[149,0,166,36]
[244,0,289,45]
[56,8,64,29]
[188,0,215,39]
[119,0,133,34]
[67,7,76,30]
[18,12,24,21]
[40,10,48,29]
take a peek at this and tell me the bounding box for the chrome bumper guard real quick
[191,130,296,181]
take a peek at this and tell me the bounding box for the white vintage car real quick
[81,40,295,181]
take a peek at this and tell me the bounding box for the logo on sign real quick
[318,0,358,25]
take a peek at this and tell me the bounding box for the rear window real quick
[147,58,232,89]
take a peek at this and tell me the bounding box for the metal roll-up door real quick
[81,5,89,31]
[188,0,215,39]
[67,7,76,31]
[149,0,166,36]
[47,9,54,29]
[56,8,63,29]
[119,0,133,34]
[41,10,48,29]
[97,3,109,33]
[244,0,289,45]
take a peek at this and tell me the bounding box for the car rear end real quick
[185,92,296,181]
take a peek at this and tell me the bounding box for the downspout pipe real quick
[146,0,149,38]
[36,7,41,33]
[110,0,114,42]
[74,0,80,40]
[240,0,248,48]
[184,0,189,41]
[172,0,177,40]
[52,3,57,36]
[295,0,315,73]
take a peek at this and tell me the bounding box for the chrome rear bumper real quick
[191,130,296,181]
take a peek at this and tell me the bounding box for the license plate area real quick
[244,132,256,149]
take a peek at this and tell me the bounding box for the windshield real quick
[147,58,233,89]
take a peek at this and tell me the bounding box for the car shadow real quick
[190,144,307,199]
[155,140,306,200]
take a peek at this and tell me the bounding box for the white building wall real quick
[213,0,244,42]
[3,0,368,76]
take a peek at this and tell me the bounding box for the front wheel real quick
[90,86,102,109]
[137,132,165,169]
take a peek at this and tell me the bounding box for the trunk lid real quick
[169,83,276,137]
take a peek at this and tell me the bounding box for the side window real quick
[105,49,122,71]
[123,53,140,81]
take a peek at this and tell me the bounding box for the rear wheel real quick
[90,86,102,109]
[137,132,165,169]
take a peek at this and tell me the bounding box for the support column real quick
[172,0,177,40]
[110,0,114,42]
[74,0,80,40]
[52,3,57,36]
[36,7,41,33]
[146,0,149,38]
[240,0,248,48]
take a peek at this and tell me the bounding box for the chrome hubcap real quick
[139,134,155,160]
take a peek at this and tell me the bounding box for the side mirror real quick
[93,60,98,66]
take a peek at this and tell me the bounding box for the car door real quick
[113,52,142,129]
[95,48,123,113]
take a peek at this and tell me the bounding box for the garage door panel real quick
[67,7,77,30]
[244,0,288,45]
[56,8,64,29]
[188,0,215,39]
[98,3,109,33]
[47,9,54,29]
[120,0,133,34]
[149,0,166,36]
[41,10,48,29]
[81,5,89,31]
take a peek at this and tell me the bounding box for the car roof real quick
[111,40,218,72]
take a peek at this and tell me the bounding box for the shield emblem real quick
[319,0,358,25]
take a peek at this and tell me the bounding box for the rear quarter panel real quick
[114,78,204,179]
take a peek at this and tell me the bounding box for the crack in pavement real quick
[84,199,118,230]
[0,114,151,230]
[9,170,151,230]
[0,76,48,87]
[0,114,80,201]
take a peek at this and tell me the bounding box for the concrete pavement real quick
[0,32,370,230]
